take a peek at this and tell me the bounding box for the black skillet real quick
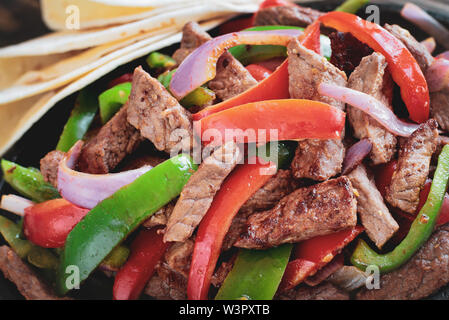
[0,0,448,300]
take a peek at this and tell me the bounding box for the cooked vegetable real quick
[98,82,131,124]
[27,246,59,270]
[100,245,130,272]
[319,11,430,124]
[341,139,373,175]
[327,266,368,291]
[215,245,292,300]
[56,87,98,152]
[278,258,316,291]
[351,145,449,273]
[421,37,436,54]
[0,194,34,217]
[146,52,176,69]
[245,64,273,81]
[108,73,133,88]
[425,58,449,92]
[1,160,59,203]
[57,154,198,295]
[258,0,295,9]
[336,0,369,13]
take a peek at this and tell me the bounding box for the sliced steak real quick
[208,52,257,102]
[234,176,357,249]
[0,246,69,300]
[277,282,350,300]
[163,141,241,242]
[127,66,193,154]
[143,201,175,229]
[287,39,347,181]
[357,224,449,300]
[347,165,399,248]
[78,102,142,174]
[172,21,212,65]
[348,52,397,165]
[254,5,323,27]
[164,239,194,278]
[386,119,439,214]
[40,150,65,187]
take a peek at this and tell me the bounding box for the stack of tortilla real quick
[0,0,262,156]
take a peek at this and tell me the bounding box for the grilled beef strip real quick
[0,246,70,300]
[143,201,176,229]
[347,164,398,249]
[277,282,350,300]
[40,150,65,187]
[386,119,439,214]
[77,102,142,174]
[347,52,397,165]
[287,39,347,181]
[172,21,212,65]
[357,224,449,300]
[163,141,241,242]
[127,66,193,154]
[234,176,357,249]
[254,5,323,28]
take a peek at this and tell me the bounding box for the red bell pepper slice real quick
[113,227,169,300]
[219,17,254,34]
[23,199,89,248]
[278,259,316,291]
[245,64,273,81]
[187,157,277,300]
[108,73,133,89]
[259,0,296,9]
[197,99,346,146]
[300,20,321,55]
[319,11,430,124]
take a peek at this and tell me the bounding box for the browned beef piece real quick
[208,52,257,102]
[386,119,439,214]
[329,32,374,75]
[222,169,299,250]
[164,142,241,242]
[304,255,344,287]
[254,5,323,28]
[234,177,357,249]
[143,201,175,229]
[347,165,398,249]
[277,282,350,300]
[78,102,142,174]
[348,53,397,165]
[40,150,65,187]
[430,88,449,132]
[172,21,211,65]
[127,66,193,154]
[287,39,347,181]
[357,224,449,300]
[121,154,167,170]
[211,258,235,288]
[0,246,70,300]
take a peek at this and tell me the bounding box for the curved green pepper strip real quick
[27,246,59,270]
[253,141,297,170]
[56,87,99,152]
[100,245,130,271]
[336,0,370,13]
[57,154,198,295]
[351,145,449,273]
[1,159,59,203]
[215,244,292,300]
[99,82,132,124]
[146,52,176,69]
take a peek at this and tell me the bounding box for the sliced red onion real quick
[170,29,303,99]
[342,139,373,175]
[0,194,34,216]
[57,141,153,209]
[426,58,449,92]
[421,37,436,54]
[318,83,419,137]
[437,51,449,60]
[401,2,449,50]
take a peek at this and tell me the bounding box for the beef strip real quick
[207,51,257,102]
[347,165,399,248]
[254,5,323,27]
[172,21,212,65]
[78,102,142,174]
[234,176,357,249]
[0,246,70,300]
[287,39,347,181]
[277,282,350,300]
[357,224,449,300]
[386,119,439,214]
[127,66,193,154]
[304,255,344,287]
[143,201,175,229]
[430,88,449,132]
[222,169,299,250]
[40,150,65,187]
[163,141,241,242]
[347,52,397,165]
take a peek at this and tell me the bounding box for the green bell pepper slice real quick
[251,141,297,170]
[100,245,130,271]
[336,0,370,13]
[1,159,59,203]
[215,244,292,300]
[98,82,132,124]
[56,87,98,152]
[146,52,176,69]
[351,145,449,273]
[57,154,198,294]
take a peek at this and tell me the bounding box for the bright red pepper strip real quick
[245,64,273,81]
[198,99,346,146]
[278,259,316,291]
[188,157,277,300]
[113,227,169,300]
[23,199,89,248]
[300,20,321,55]
[319,11,430,124]
[259,0,296,9]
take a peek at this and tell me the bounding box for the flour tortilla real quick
[0,18,225,156]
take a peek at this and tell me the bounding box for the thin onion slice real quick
[0,194,34,216]
[401,2,449,50]
[342,139,373,175]
[318,83,419,137]
[425,58,449,92]
[170,29,303,99]
[437,51,449,61]
[421,37,436,54]
[57,141,153,209]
